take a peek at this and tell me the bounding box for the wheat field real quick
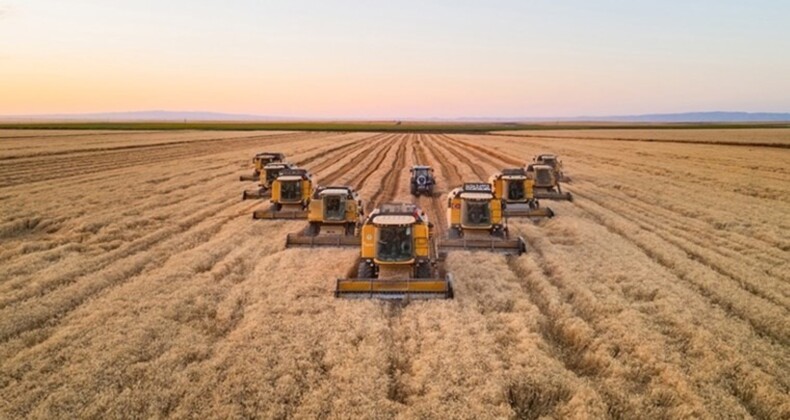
[1,129,788,419]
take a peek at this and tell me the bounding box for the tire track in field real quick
[311,133,395,186]
[480,135,787,312]
[0,131,302,161]
[0,135,369,271]
[448,134,786,417]
[420,135,607,416]
[478,135,789,251]
[1,134,366,287]
[576,184,790,306]
[0,138,378,328]
[489,132,790,149]
[441,134,524,167]
[439,133,701,417]
[570,189,789,343]
[0,133,318,186]
[0,132,340,187]
[371,134,408,206]
[412,135,449,237]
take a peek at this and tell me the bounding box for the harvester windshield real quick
[507,180,525,201]
[280,180,301,201]
[463,200,491,226]
[376,225,413,262]
[323,195,346,221]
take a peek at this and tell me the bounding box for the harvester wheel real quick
[357,261,375,279]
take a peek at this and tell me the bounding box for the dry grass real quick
[0,129,787,418]
[495,128,790,147]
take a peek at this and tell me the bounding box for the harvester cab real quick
[526,164,573,201]
[439,182,526,255]
[489,169,555,218]
[335,203,454,300]
[242,162,295,200]
[533,153,570,182]
[252,168,312,219]
[239,152,286,181]
[410,165,435,197]
[285,186,364,248]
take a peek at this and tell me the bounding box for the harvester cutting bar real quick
[335,275,454,300]
[242,189,271,200]
[252,209,309,219]
[503,206,555,218]
[285,233,361,248]
[534,191,573,201]
[439,236,527,255]
[239,174,260,182]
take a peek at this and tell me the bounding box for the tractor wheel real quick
[357,261,375,279]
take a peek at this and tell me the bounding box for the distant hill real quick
[0,110,286,122]
[455,112,790,123]
[1,110,788,123]
[571,112,790,123]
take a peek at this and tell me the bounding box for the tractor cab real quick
[410,165,435,196]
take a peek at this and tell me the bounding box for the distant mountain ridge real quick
[1,110,788,123]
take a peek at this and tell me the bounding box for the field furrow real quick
[1,129,787,419]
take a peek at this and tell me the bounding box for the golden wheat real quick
[0,130,787,418]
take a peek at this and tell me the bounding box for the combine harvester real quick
[239,152,286,182]
[285,186,364,248]
[526,163,573,201]
[489,169,555,218]
[253,168,313,219]
[242,161,295,200]
[533,153,571,182]
[335,203,453,300]
[439,182,526,255]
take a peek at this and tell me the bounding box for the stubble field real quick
[0,128,788,419]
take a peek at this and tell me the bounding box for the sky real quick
[0,0,789,119]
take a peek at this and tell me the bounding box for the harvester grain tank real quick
[285,186,364,248]
[253,168,313,219]
[526,164,573,201]
[489,168,555,218]
[242,161,295,200]
[239,152,286,181]
[439,182,526,255]
[335,203,453,300]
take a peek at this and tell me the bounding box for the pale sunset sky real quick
[1,0,788,118]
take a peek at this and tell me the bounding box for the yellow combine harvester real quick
[253,168,312,219]
[439,183,526,255]
[239,152,286,182]
[285,186,364,248]
[242,162,295,200]
[335,203,454,300]
[533,153,570,182]
[489,169,555,218]
[526,164,573,201]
